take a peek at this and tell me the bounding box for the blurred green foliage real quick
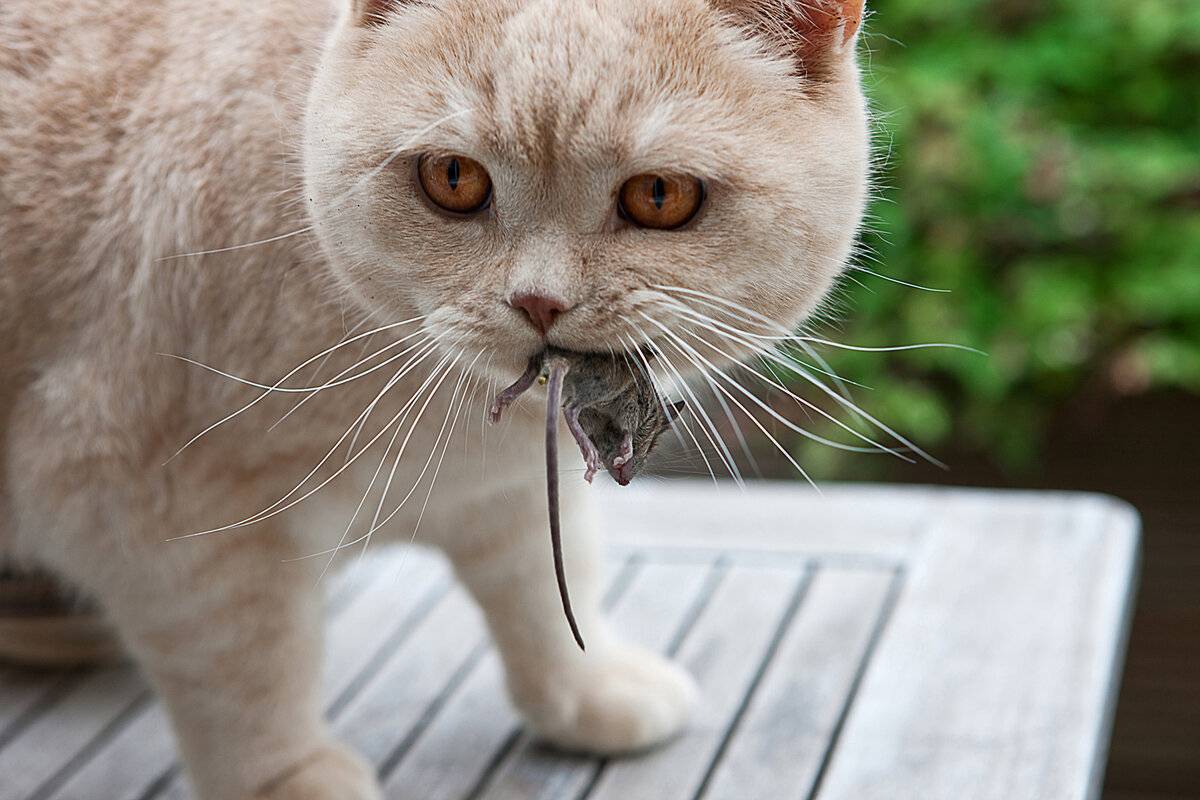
[800,0,1200,473]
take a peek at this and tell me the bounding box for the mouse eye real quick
[618,174,704,230]
[417,154,492,214]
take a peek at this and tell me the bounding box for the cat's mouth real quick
[521,329,660,364]
[546,340,659,365]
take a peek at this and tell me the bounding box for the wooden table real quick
[0,483,1140,800]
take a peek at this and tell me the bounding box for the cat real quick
[0,0,870,797]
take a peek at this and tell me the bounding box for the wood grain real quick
[814,492,1138,800]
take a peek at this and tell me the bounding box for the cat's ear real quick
[718,0,865,74]
[348,0,403,27]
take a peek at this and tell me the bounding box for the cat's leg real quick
[5,357,382,799]
[24,508,378,800]
[112,532,376,799]
[444,481,696,754]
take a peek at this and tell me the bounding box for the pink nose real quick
[508,292,572,336]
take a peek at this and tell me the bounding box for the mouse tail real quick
[544,361,586,651]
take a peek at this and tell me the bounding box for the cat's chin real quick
[467,344,541,385]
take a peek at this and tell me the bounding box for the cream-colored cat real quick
[0,0,869,797]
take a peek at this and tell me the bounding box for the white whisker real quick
[305,317,374,389]
[399,355,483,553]
[344,340,447,461]
[652,308,762,474]
[650,287,950,466]
[155,226,314,262]
[163,315,425,461]
[623,320,745,487]
[305,344,458,576]
[651,328,820,492]
[658,312,913,460]
[621,332,720,485]
[652,292,868,392]
[356,349,472,560]
[655,283,981,355]
[269,333,430,431]
[162,329,431,394]
[848,265,950,293]
[652,302,908,455]
[169,343,451,539]
[304,348,481,563]
[755,335,984,354]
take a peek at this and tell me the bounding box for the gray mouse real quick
[489,347,682,649]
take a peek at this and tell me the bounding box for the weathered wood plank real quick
[0,666,147,799]
[383,652,514,800]
[324,551,452,712]
[466,560,720,800]
[0,669,74,746]
[374,556,644,797]
[700,566,897,800]
[586,565,807,800]
[43,702,176,800]
[814,492,1139,800]
[333,586,485,767]
[599,482,936,560]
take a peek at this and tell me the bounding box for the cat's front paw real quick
[252,743,380,800]
[515,643,697,754]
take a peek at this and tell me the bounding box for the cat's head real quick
[303,0,870,377]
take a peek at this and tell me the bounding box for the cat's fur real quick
[0,0,869,797]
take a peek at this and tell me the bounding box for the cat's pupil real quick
[652,177,666,210]
[447,158,460,191]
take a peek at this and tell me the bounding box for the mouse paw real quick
[513,643,696,755]
[488,393,517,425]
[564,406,602,483]
[607,433,636,485]
[582,451,600,484]
[490,360,542,424]
[610,433,634,467]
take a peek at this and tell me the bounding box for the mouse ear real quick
[666,401,687,423]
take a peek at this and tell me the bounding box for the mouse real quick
[489,347,683,649]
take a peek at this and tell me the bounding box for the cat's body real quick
[0,0,870,797]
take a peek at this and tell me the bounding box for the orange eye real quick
[417,154,492,214]
[618,174,704,230]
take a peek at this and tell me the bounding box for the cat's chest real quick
[280,391,545,553]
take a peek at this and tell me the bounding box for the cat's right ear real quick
[349,0,402,27]
[717,0,866,77]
